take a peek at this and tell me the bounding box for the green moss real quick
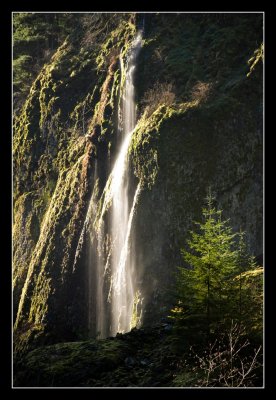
[13,13,263,357]
[130,290,143,330]
[70,86,99,134]
[129,101,199,188]
[14,321,262,387]
[14,15,138,354]
[15,337,129,386]
[247,43,263,77]
[96,18,136,71]
[14,150,93,353]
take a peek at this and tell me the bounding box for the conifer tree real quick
[173,190,263,334]
[175,190,240,329]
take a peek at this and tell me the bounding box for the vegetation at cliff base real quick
[172,191,262,331]
[170,191,263,386]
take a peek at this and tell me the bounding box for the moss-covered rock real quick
[13,324,188,387]
[127,14,263,323]
[14,321,262,387]
[13,13,263,354]
[13,15,139,353]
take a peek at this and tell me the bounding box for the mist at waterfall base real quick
[85,32,143,339]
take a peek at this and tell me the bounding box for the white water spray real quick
[109,32,143,335]
[86,31,143,337]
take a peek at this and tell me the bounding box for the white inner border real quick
[11,10,265,390]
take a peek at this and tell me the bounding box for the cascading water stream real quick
[108,31,143,335]
[83,31,143,338]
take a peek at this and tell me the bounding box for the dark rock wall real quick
[13,13,263,350]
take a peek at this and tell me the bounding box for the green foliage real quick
[233,266,263,334]
[130,290,143,330]
[175,190,239,322]
[13,13,81,111]
[172,190,263,332]
[247,43,264,77]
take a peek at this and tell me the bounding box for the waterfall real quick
[110,182,141,334]
[109,31,143,335]
[85,31,143,338]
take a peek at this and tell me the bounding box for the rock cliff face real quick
[13,13,263,351]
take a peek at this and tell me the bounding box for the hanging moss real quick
[13,13,263,356]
